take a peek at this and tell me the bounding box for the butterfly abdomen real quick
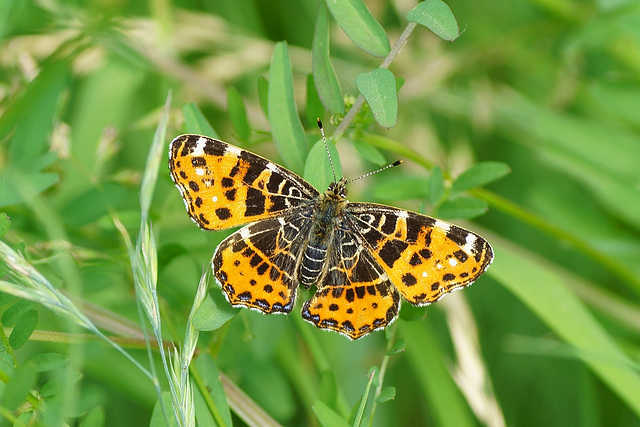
[299,243,328,288]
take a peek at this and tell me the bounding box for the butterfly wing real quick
[346,203,493,306]
[213,212,312,314]
[301,229,400,340]
[169,134,319,230]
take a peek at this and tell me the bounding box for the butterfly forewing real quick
[346,203,493,305]
[169,134,318,230]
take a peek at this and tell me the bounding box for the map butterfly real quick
[169,127,493,340]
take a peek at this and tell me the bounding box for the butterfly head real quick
[326,178,348,200]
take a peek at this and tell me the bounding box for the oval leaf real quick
[193,291,239,332]
[407,0,460,41]
[9,310,38,349]
[325,0,390,57]
[351,139,386,166]
[2,300,37,326]
[3,364,37,410]
[355,68,398,128]
[227,87,250,142]
[376,386,396,403]
[437,196,488,219]
[451,161,511,194]
[312,2,345,114]
[268,42,308,173]
[26,353,68,372]
[304,138,342,191]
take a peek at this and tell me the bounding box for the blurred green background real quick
[1,0,640,425]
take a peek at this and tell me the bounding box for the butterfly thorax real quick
[298,179,348,289]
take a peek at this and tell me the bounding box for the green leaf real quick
[312,1,345,114]
[60,182,131,227]
[451,161,511,194]
[192,290,239,331]
[268,42,308,173]
[325,0,390,57]
[372,175,429,200]
[0,212,11,238]
[80,406,106,427]
[9,310,38,349]
[0,60,68,172]
[26,353,68,372]
[227,87,250,142]
[428,166,444,206]
[355,69,398,128]
[386,338,406,355]
[2,300,37,326]
[352,367,377,427]
[437,196,488,219]
[182,102,219,138]
[351,139,386,166]
[491,245,640,418]
[304,138,342,191]
[407,0,460,41]
[306,74,326,127]
[401,322,475,427]
[0,171,59,208]
[312,400,350,427]
[194,354,233,427]
[376,386,396,403]
[150,392,178,427]
[398,303,427,321]
[40,369,82,398]
[2,363,37,411]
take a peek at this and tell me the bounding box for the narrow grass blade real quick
[490,239,640,418]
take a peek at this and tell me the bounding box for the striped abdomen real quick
[299,243,328,288]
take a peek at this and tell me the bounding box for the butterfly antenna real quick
[317,118,337,183]
[348,160,403,184]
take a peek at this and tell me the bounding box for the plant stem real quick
[334,22,418,139]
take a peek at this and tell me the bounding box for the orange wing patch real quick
[213,214,312,314]
[301,232,400,340]
[169,135,317,230]
[348,204,493,305]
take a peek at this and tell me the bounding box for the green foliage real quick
[1,0,639,426]
[407,0,460,41]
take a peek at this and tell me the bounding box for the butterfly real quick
[169,129,493,340]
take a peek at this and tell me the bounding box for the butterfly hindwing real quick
[169,134,319,230]
[346,203,493,306]
[213,212,312,314]
[301,229,401,340]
